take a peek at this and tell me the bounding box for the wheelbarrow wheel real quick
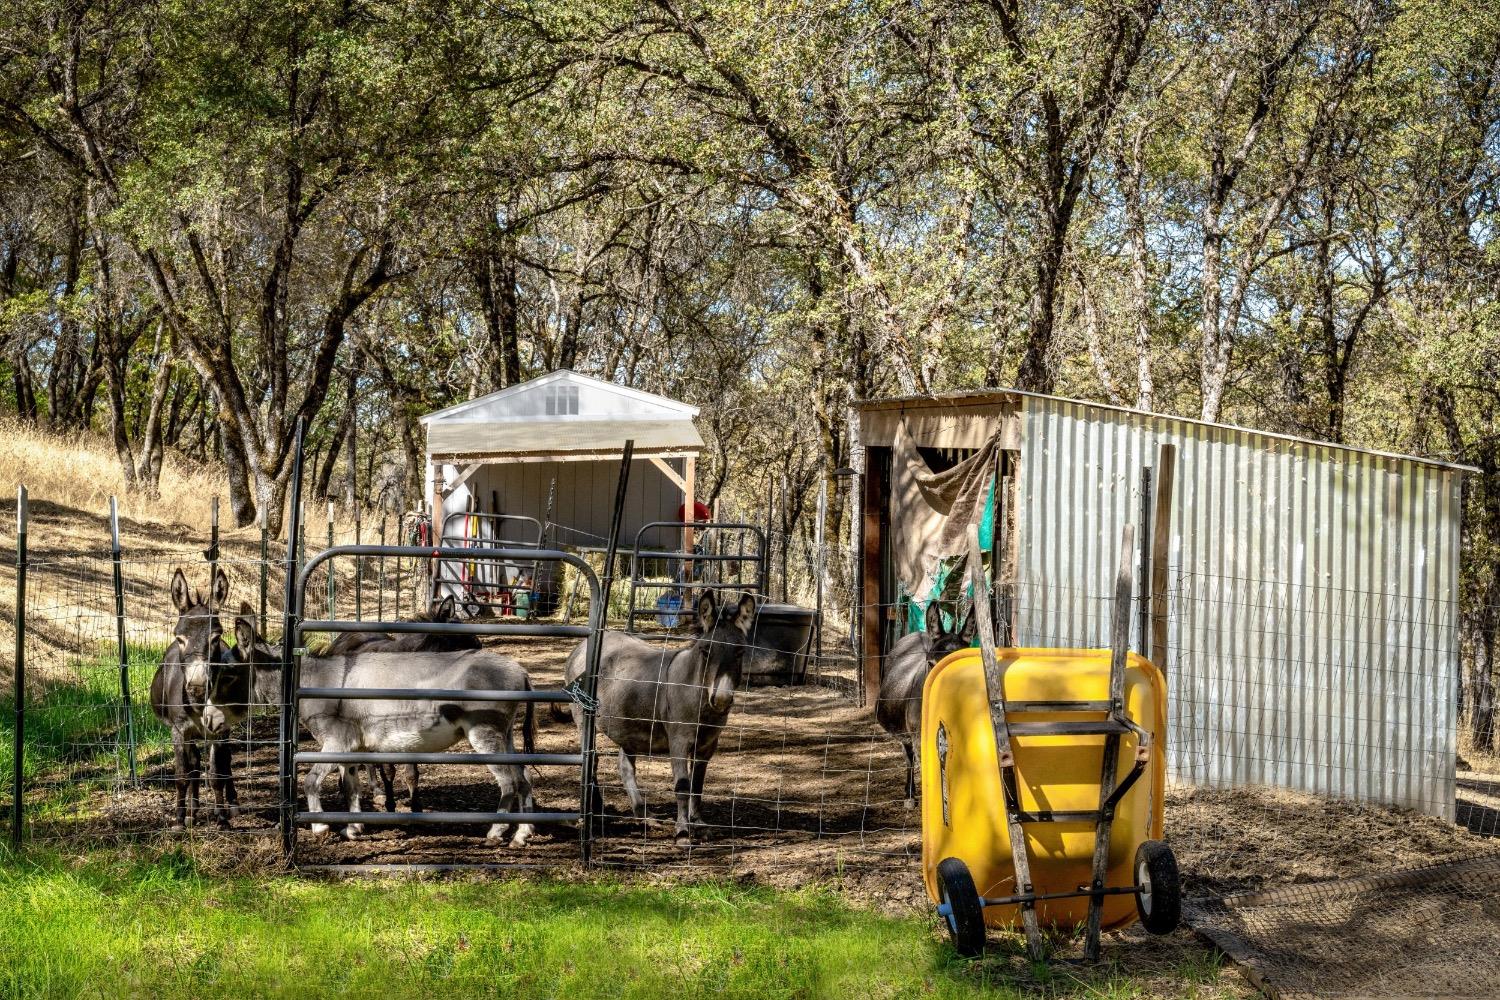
[936,857,986,957]
[1134,840,1181,934]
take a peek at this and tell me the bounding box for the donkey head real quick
[695,589,757,713]
[923,601,976,664]
[169,567,229,704]
[231,601,283,708]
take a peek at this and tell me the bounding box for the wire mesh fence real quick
[4,487,1500,993]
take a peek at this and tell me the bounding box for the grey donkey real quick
[296,647,538,845]
[326,594,479,812]
[149,568,249,828]
[875,602,974,807]
[562,589,757,846]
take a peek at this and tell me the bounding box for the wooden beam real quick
[1150,443,1177,671]
[683,457,696,564]
[649,456,688,492]
[860,450,886,709]
[440,462,483,497]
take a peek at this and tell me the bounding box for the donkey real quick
[298,648,538,844]
[875,603,975,807]
[326,595,479,812]
[148,568,248,828]
[562,590,757,845]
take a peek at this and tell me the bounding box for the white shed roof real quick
[422,370,703,460]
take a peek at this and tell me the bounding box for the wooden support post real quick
[1150,444,1177,672]
[683,456,696,570]
[860,454,885,709]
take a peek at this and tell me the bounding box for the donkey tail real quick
[549,701,573,723]
[523,677,536,755]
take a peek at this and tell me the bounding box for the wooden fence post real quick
[1150,443,1177,671]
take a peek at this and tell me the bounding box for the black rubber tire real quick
[1134,840,1181,934]
[936,857,987,957]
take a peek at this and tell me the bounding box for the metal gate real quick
[278,544,610,868]
[625,521,766,631]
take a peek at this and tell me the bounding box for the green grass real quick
[1,644,171,790]
[0,850,1028,1000]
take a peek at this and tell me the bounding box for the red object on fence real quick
[677,501,711,523]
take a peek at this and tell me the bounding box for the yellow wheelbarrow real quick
[923,526,1179,959]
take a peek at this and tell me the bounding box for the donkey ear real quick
[211,568,230,606]
[959,605,977,643]
[696,590,717,634]
[925,602,946,640]
[734,593,756,636]
[239,601,254,617]
[170,568,192,613]
[234,614,257,651]
[435,594,456,621]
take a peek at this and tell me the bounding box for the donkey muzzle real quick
[708,674,736,713]
[201,702,228,736]
[184,662,210,703]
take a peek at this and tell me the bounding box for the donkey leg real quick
[378,764,397,810]
[665,725,699,845]
[206,741,230,827]
[341,763,365,839]
[470,723,532,846]
[220,742,241,818]
[305,762,336,835]
[618,749,646,817]
[688,756,709,826]
[171,735,190,830]
[404,765,421,813]
[185,742,202,828]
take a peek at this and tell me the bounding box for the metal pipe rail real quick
[300,619,589,640]
[282,541,611,866]
[296,687,573,702]
[296,811,581,826]
[297,751,582,766]
[627,521,767,634]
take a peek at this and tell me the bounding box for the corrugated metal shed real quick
[857,389,1469,819]
[1016,395,1465,819]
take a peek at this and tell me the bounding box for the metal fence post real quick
[326,501,335,619]
[259,506,269,637]
[109,497,138,784]
[814,479,827,673]
[580,440,632,866]
[207,495,220,587]
[377,517,386,621]
[280,420,306,858]
[354,502,362,621]
[11,485,28,850]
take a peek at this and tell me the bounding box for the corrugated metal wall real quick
[1015,396,1462,819]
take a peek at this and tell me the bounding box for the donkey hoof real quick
[169,820,185,832]
[227,804,242,819]
[674,831,693,848]
[508,825,535,848]
[310,823,331,836]
[342,824,365,840]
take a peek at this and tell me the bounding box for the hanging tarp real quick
[891,419,999,632]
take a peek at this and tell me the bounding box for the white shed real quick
[421,370,704,558]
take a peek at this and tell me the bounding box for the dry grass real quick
[0,417,387,683]
[0,415,228,535]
